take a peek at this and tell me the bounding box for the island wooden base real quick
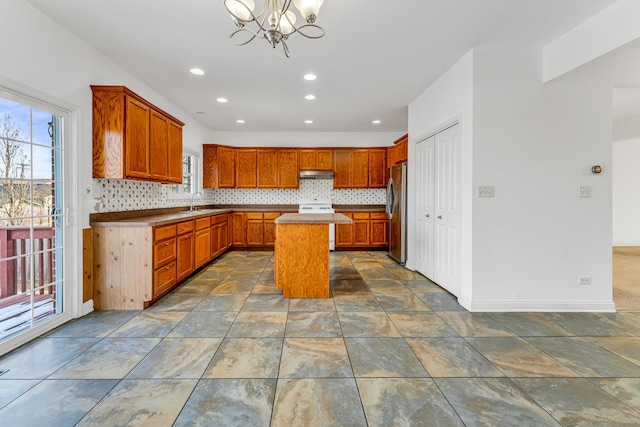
[275,223,330,298]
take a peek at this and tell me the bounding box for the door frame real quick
[0,77,81,356]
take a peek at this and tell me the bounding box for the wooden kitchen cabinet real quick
[257,149,278,188]
[387,134,408,167]
[264,212,280,246]
[203,144,236,188]
[167,120,183,182]
[231,212,246,246]
[333,149,369,188]
[278,150,299,188]
[176,223,195,282]
[194,217,211,269]
[370,212,389,246]
[210,214,230,258]
[335,212,388,248]
[299,149,332,171]
[152,224,177,299]
[335,213,354,246]
[246,212,265,246]
[353,212,370,246]
[92,85,184,182]
[368,148,387,188]
[236,149,257,188]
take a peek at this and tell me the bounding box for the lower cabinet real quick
[194,217,211,269]
[233,212,280,248]
[246,212,265,246]
[211,213,230,258]
[335,212,388,249]
[176,220,195,282]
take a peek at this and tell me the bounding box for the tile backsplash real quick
[92,179,386,212]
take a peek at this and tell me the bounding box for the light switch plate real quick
[578,186,591,198]
[477,185,495,198]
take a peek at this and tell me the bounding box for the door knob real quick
[437,215,442,219]
[425,214,430,218]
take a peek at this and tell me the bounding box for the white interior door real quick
[415,136,434,278]
[434,124,461,295]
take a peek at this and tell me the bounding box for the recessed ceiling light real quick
[217,97,228,103]
[190,68,205,75]
[372,120,381,124]
[305,120,313,124]
[236,119,245,124]
[305,94,316,100]
[304,73,317,81]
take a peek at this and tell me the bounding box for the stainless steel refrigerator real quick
[386,163,407,264]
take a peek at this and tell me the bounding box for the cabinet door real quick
[387,146,396,168]
[335,213,353,246]
[220,221,229,252]
[368,148,387,188]
[316,150,333,170]
[236,149,257,188]
[124,96,150,179]
[263,212,279,246]
[194,228,211,268]
[397,137,408,163]
[167,120,183,183]
[299,149,316,170]
[353,213,370,245]
[257,149,278,188]
[351,150,369,188]
[218,146,236,188]
[153,262,176,299]
[177,232,195,281]
[333,150,351,189]
[246,213,264,246]
[370,219,389,246]
[231,212,246,246]
[278,149,299,188]
[149,111,168,181]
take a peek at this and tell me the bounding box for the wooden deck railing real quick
[0,227,56,308]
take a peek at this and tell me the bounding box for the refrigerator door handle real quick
[386,178,395,219]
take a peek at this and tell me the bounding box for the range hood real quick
[299,170,334,180]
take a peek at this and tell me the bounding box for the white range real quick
[298,198,335,250]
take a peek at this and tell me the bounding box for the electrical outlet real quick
[578,276,592,285]
[578,186,591,198]
[477,185,495,198]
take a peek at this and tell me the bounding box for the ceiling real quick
[26,0,617,133]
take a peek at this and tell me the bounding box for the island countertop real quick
[275,213,353,224]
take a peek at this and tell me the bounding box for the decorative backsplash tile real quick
[92,179,385,212]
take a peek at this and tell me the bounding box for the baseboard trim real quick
[461,299,616,313]
[81,299,94,316]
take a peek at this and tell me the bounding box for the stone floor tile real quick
[365,279,409,292]
[76,379,197,426]
[288,298,336,312]
[435,378,561,426]
[147,293,206,312]
[418,293,466,311]
[194,293,248,311]
[330,279,369,293]
[593,378,640,412]
[271,378,367,427]
[285,311,342,337]
[127,338,221,379]
[226,312,287,338]
[167,311,237,337]
[204,338,282,378]
[513,377,640,426]
[467,337,579,377]
[279,338,352,378]
[49,337,160,379]
[241,294,290,312]
[387,312,458,337]
[597,312,640,335]
[211,279,257,294]
[338,312,401,337]
[437,312,516,337]
[406,338,503,378]
[0,379,39,409]
[46,310,140,338]
[488,312,574,337]
[333,293,383,312]
[541,312,633,337]
[374,291,431,312]
[108,311,188,338]
[0,379,118,426]
[345,337,428,378]
[174,378,276,427]
[585,336,640,366]
[357,378,464,427]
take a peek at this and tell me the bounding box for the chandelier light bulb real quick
[293,0,324,23]
[225,0,256,23]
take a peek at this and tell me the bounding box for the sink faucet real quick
[189,191,203,211]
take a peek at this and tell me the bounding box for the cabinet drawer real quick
[264,212,280,220]
[211,214,227,225]
[176,220,194,235]
[246,212,264,220]
[370,212,388,220]
[154,224,176,242]
[153,261,177,297]
[353,212,370,220]
[196,217,211,230]
[154,237,176,268]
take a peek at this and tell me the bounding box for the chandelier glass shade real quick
[223,0,325,57]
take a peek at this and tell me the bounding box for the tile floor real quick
[1,251,640,426]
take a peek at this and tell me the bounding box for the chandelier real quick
[223,0,325,57]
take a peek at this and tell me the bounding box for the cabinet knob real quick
[165,242,170,246]
[437,215,442,219]
[425,214,430,218]
[166,266,170,270]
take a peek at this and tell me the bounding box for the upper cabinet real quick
[203,144,235,188]
[236,149,258,188]
[368,148,387,188]
[299,149,333,171]
[387,134,408,167]
[277,149,299,188]
[334,149,383,189]
[91,85,184,183]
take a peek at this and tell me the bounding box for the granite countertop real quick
[275,213,353,225]
[91,209,233,227]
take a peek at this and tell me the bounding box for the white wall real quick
[471,46,614,311]
[407,50,474,303]
[210,131,401,148]
[612,134,640,246]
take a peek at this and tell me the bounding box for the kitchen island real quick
[275,213,352,298]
